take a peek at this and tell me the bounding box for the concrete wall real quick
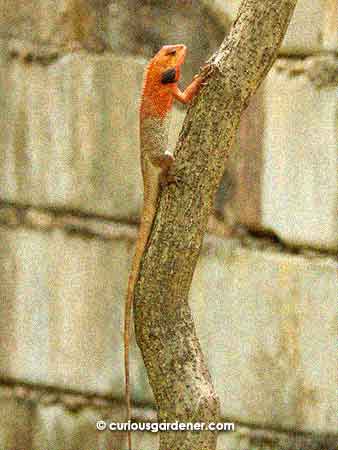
[0,1,337,449]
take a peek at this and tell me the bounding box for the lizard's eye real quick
[166,50,176,56]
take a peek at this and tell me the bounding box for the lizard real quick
[124,44,209,450]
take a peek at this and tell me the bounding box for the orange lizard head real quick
[152,44,187,69]
[141,44,187,118]
[147,44,187,84]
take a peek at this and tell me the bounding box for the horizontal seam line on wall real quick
[1,199,337,259]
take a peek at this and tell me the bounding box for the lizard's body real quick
[124,44,207,450]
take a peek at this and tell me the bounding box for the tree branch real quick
[134,1,298,449]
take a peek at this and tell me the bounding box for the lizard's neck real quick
[140,63,180,120]
[140,90,173,120]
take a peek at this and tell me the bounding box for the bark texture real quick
[134,1,298,449]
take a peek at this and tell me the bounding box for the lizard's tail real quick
[124,202,156,450]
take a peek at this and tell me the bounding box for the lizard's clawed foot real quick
[200,63,213,77]
[159,169,181,188]
[167,171,181,185]
[194,63,213,84]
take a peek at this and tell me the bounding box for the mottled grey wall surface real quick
[0,1,337,449]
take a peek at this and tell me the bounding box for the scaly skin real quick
[124,44,208,450]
